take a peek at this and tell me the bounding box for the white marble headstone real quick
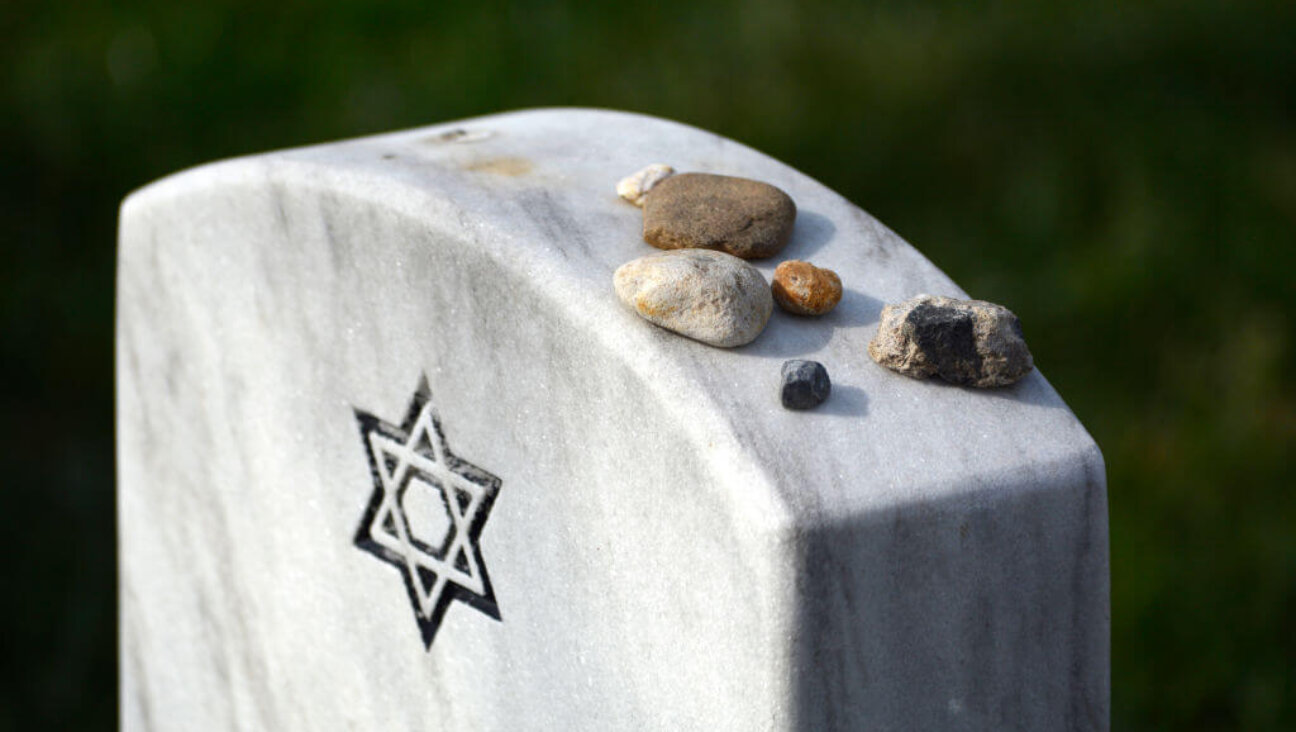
[117,108,1108,730]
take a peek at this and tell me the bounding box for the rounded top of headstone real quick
[122,107,1102,526]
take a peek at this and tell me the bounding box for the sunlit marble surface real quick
[117,108,1108,730]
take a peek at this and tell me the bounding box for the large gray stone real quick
[117,108,1108,730]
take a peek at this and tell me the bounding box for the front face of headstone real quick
[117,110,1107,730]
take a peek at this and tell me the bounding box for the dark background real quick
[3,0,1293,728]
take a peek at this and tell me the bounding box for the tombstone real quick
[117,109,1108,730]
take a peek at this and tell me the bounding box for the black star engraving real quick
[353,377,502,648]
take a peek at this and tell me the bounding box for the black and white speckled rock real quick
[781,360,831,409]
[868,294,1034,387]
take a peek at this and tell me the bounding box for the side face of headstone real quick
[117,109,1108,730]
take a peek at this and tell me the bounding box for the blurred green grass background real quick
[3,0,1293,728]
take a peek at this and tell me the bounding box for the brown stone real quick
[642,173,796,259]
[771,260,842,315]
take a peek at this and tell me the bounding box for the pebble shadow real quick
[737,288,885,360]
[819,384,868,417]
[968,370,1067,410]
[830,288,885,328]
[741,311,835,358]
[909,370,1066,410]
[780,210,836,260]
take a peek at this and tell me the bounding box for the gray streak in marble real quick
[117,108,1108,730]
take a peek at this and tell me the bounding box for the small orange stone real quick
[772,260,842,315]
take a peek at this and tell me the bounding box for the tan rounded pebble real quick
[642,173,796,259]
[868,294,1034,388]
[613,249,773,348]
[771,260,842,315]
[616,164,675,206]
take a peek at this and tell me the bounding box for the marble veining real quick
[117,108,1108,730]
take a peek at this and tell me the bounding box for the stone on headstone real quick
[780,359,831,409]
[870,293,1035,387]
[771,259,842,315]
[117,109,1108,730]
[616,163,675,206]
[642,172,797,259]
[613,249,773,347]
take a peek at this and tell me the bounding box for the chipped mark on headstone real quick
[424,128,495,144]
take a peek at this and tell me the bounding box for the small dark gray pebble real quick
[781,360,831,410]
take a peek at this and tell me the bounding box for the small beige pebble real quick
[772,260,842,315]
[613,249,772,348]
[616,164,675,207]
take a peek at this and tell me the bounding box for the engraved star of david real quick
[353,377,502,648]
